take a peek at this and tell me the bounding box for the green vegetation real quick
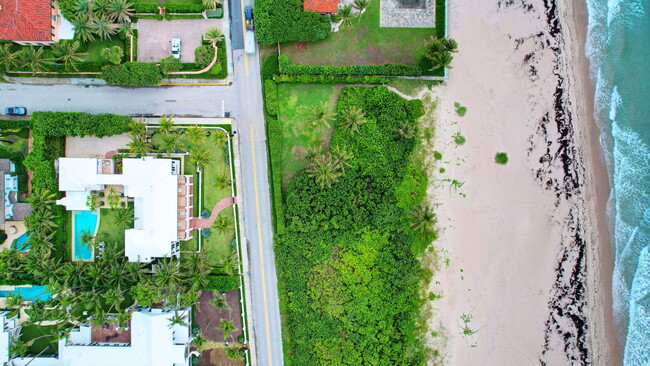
[264,80,278,116]
[495,152,509,165]
[433,151,442,160]
[454,102,467,116]
[204,275,239,292]
[280,0,435,67]
[86,39,126,64]
[19,324,60,355]
[97,208,132,251]
[255,0,330,45]
[279,55,422,77]
[275,84,341,188]
[102,62,163,85]
[275,86,433,364]
[453,132,466,145]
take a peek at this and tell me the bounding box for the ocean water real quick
[585,0,650,364]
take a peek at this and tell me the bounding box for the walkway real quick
[191,196,237,229]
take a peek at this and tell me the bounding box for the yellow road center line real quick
[249,124,273,365]
[240,0,249,76]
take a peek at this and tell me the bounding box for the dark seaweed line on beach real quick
[506,0,592,364]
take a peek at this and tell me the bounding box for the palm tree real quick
[52,41,86,71]
[153,257,183,288]
[73,0,90,13]
[339,106,367,133]
[92,0,110,17]
[213,130,228,147]
[167,310,188,328]
[159,133,182,156]
[337,5,354,27]
[9,339,28,358]
[201,0,215,10]
[219,253,240,275]
[225,346,245,361]
[91,17,117,40]
[79,229,98,249]
[214,172,231,190]
[20,47,48,73]
[0,44,20,72]
[157,115,175,134]
[203,27,224,46]
[218,319,237,341]
[107,0,134,23]
[28,187,57,212]
[128,133,152,155]
[189,146,210,168]
[116,22,134,38]
[443,37,459,53]
[394,121,416,138]
[100,46,123,65]
[186,125,207,146]
[428,52,454,70]
[129,119,147,136]
[352,0,369,15]
[72,14,95,43]
[212,215,233,235]
[303,145,321,167]
[307,154,341,188]
[306,102,335,130]
[424,36,446,56]
[410,204,436,234]
[5,294,24,318]
[210,292,231,311]
[330,145,353,172]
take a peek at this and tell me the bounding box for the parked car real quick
[4,107,27,116]
[171,38,181,59]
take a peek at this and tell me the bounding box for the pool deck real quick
[1,221,27,251]
[71,210,99,262]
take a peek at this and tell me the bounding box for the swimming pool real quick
[0,285,51,302]
[12,232,29,251]
[73,210,99,261]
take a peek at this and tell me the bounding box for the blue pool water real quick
[11,233,30,251]
[0,286,51,302]
[585,0,650,363]
[73,210,99,261]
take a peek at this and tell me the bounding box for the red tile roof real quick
[304,0,339,13]
[0,0,53,42]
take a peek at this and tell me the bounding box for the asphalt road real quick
[0,43,283,366]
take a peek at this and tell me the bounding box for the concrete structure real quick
[0,312,20,363]
[0,0,74,45]
[8,308,192,366]
[303,0,339,13]
[57,157,194,262]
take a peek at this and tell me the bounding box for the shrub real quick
[160,55,183,73]
[201,228,211,238]
[261,55,279,80]
[256,0,330,45]
[433,151,442,160]
[209,63,222,75]
[204,275,240,291]
[278,55,422,77]
[132,2,160,13]
[194,45,215,69]
[453,132,466,145]
[102,62,163,85]
[206,8,223,18]
[275,74,389,84]
[166,2,204,12]
[264,80,278,116]
[495,152,509,165]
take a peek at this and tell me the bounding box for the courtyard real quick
[134,19,226,63]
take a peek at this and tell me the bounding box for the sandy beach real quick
[421,0,620,364]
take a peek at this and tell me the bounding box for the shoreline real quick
[569,0,622,362]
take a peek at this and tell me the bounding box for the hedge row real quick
[275,74,389,84]
[264,80,278,116]
[0,120,31,129]
[278,55,422,77]
[133,2,160,13]
[266,119,285,233]
[204,275,240,292]
[166,2,203,12]
[255,0,330,45]
[102,62,163,86]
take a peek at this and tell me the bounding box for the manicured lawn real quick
[96,208,128,252]
[280,0,435,66]
[20,324,59,356]
[84,39,126,64]
[276,84,341,189]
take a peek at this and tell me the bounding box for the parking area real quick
[134,19,225,63]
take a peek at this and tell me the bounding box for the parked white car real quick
[171,38,181,59]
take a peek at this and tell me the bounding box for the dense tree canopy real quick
[255,0,331,45]
[276,86,433,365]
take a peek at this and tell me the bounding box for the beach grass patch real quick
[433,150,442,160]
[453,132,466,145]
[495,152,509,165]
[454,102,467,117]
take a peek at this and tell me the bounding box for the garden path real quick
[191,196,237,229]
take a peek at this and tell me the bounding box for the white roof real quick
[57,157,180,262]
[11,309,190,366]
[0,312,12,364]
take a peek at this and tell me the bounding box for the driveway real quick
[134,19,225,63]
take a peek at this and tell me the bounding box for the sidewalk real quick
[4,76,107,85]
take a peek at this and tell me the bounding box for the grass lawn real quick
[20,324,59,356]
[276,84,342,189]
[280,0,435,66]
[151,126,235,265]
[84,39,126,64]
[96,208,128,252]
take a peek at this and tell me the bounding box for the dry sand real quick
[421,0,619,364]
